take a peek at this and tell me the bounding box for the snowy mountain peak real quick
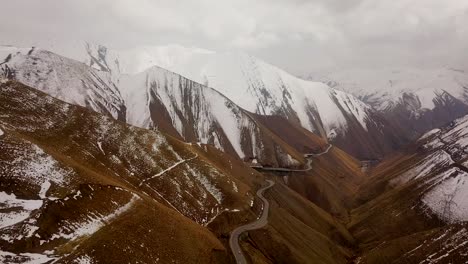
[81,44,374,138]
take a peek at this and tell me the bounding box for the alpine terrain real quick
[1,43,468,264]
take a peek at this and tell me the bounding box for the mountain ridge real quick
[305,67,468,142]
[79,43,408,158]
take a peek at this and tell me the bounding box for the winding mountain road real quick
[230,144,332,263]
[229,180,275,264]
[250,144,332,173]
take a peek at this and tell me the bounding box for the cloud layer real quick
[1,0,467,73]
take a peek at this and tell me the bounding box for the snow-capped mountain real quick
[1,44,412,159]
[80,43,405,158]
[119,65,310,166]
[83,44,370,136]
[2,45,467,263]
[307,68,468,138]
[1,46,319,166]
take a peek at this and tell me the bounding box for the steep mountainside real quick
[307,68,468,139]
[349,114,468,263]
[0,80,266,263]
[0,80,364,263]
[211,143,368,264]
[0,46,325,167]
[78,44,405,158]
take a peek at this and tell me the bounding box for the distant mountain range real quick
[305,67,468,140]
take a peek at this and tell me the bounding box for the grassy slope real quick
[0,80,269,263]
[241,179,356,264]
[288,147,365,221]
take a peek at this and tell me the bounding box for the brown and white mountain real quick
[74,43,408,159]
[0,79,260,262]
[1,46,328,167]
[2,68,468,263]
[0,79,364,263]
[10,44,407,159]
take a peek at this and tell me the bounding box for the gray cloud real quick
[1,0,467,74]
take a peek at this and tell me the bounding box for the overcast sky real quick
[1,0,468,74]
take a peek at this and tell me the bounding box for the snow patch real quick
[419,128,441,141]
[0,191,42,229]
[97,141,105,155]
[392,150,454,185]
[232,181,239,193]
[73,255,93,264]
[2,143,71,186]
[185,165,223,204]
[0,250,56,264]
[38,181,51,199]
[50,195,139,242]
[422,167,468,223]
[327,129,337,140]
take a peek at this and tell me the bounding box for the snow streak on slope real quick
[48,194,139,243]
[391,150,454,185]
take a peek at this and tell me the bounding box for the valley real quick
[1,44,468,264]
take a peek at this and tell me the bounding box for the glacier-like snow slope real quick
[82,44,372,138]
[309,67,468,112]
